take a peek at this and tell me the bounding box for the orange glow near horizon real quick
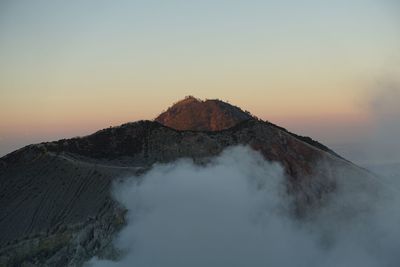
[1,1,399,156]
[0,93,372,142]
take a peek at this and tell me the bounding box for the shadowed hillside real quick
[0,97,372,266]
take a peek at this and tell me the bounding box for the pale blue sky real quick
[0,0,399,158]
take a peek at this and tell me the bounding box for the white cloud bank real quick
[87,146,400,267]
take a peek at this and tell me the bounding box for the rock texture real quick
[155,96,253,131]
[0,98,371,266]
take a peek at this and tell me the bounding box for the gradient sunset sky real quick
[1,0,399,160]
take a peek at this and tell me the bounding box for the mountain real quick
[157,96,341,158]
[0,97,371,266]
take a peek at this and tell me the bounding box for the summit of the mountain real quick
[155,96,253,131]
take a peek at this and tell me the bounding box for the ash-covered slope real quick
[0,98,370,266]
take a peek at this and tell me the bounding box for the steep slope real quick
[0,99,371,266]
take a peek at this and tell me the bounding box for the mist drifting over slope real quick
[87,146,400,267]
[367,83,400,164]
[341,81,400,166]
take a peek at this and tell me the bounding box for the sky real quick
[0,0,399,159]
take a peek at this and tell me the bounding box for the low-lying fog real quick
[87,145,400,267]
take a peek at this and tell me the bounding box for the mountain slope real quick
[0,98,371,266]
